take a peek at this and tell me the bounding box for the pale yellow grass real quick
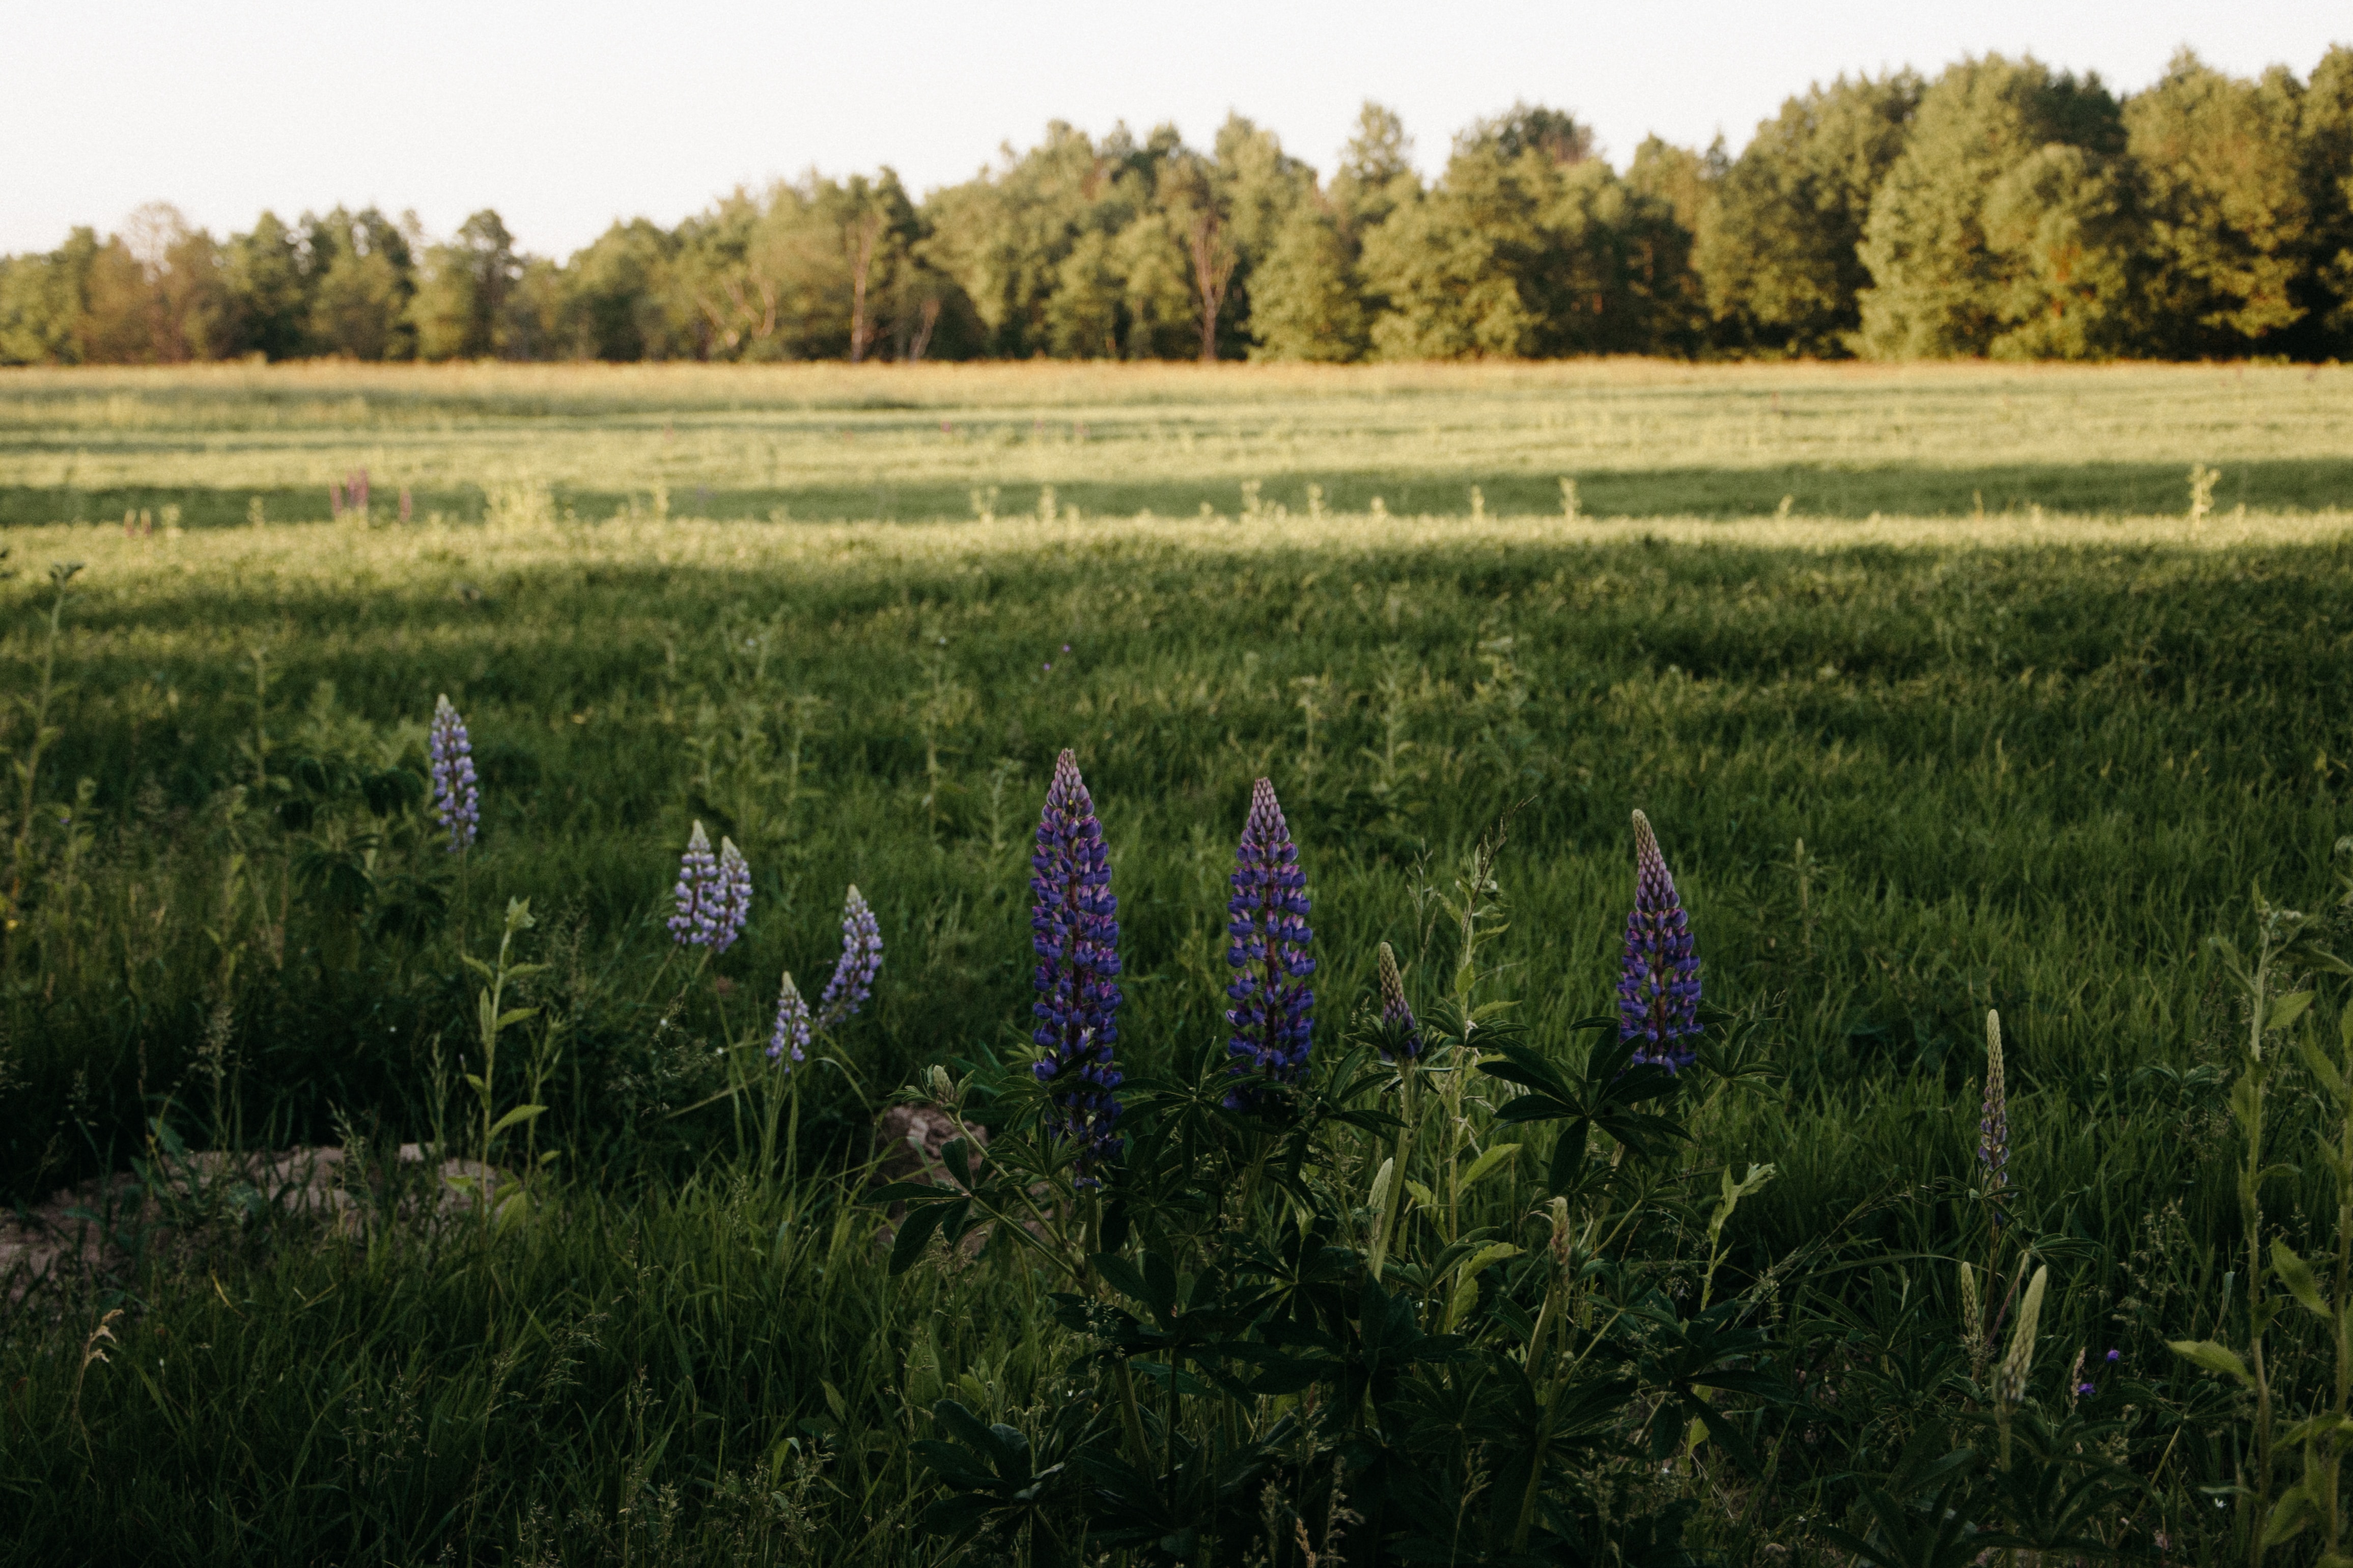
[23,506,2353,608]
[4,359,2349,496]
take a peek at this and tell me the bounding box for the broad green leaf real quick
[2168,1338,2254,1385]
[2273,1237,2331,1318]
[1460,1144,1521,1192]
[2270,990,2315,1034]
[488,1103,549,1137]
[1405,1180,1437,1211]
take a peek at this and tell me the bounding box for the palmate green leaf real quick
[2168,1338,2254,1385]
[888,1200,951,1275]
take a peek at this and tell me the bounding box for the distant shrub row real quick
[5,47,2352,368]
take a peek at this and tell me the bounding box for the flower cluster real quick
[819,885,882,1027]
[1618,810,1701,1072]
[1029,749,1123,1172]
[1980,1008,2009,1221]
[768,971,811,1069]
[1375,940,1420,1060]
[427,695,480,853]
[1225,777,1315,1100]
[669,821,751,953]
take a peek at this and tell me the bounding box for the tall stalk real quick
[4,562,81,980]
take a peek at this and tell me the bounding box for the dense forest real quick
[7,47,2352,365]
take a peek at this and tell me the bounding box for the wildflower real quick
[2105,1348,2120,1364]
[1981,1009,2010,1220]
[427,695,480,853]
[768,971,810,1067]
[1618,810,1700,1072]
[1375,940,1420,1060]
[1225,777,1314,1101]
[1028,750,1123,1172]
[818,885,882,1027]
[668,821,750,953]
[2077,1381,2097,1397]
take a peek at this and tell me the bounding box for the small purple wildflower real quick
[1375,940,1420,1060]
[1617,810,1700,1072]
[1225,778,1314,1102]
[1029,749,1123,1173]
[768,971,811,1068]
[2105,1349,2121,1364]
[427,695,480,853]
[2077,1381,2097,1398]
[818,885,882,1027]
[668,821,750,952]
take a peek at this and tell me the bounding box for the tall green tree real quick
[1695,72,1921,355]
[224,212,309,360]
[2297,45,2353,354]
[1329,101,1419,232]
[1248,202,1368,361]
[2126,50,2312,354]
[411,210,520,360]
[305,207,415,360]
[563,220,686,360]
[1856,54,2129,357]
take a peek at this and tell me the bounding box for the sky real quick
[2,0,2346,259]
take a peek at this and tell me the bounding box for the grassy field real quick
[3,362,2352,1564]
[5,358,2353,527]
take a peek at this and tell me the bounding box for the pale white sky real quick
[1,1,2344,258]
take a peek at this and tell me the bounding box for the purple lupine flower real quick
[818,885,881,1027]
[1029,749,1123,1173]
[768,971,811,1068]
[427,695,480,853]
[1617,810,1700,1072]
[1980,1009,2009,1222]
[668,821,725,949]
[1225,777,1315,1102]
[1376,940,1420,1060]
[710,836,752,953]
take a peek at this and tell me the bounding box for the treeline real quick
[6,47,2352,366]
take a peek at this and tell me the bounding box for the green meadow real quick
[3,362,2353,1564]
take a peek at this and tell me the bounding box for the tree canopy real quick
[7,45,2351,365]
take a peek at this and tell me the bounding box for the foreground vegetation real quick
[5,364,2353,1562]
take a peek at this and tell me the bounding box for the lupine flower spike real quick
[668,821,751,953]
[819,885,882,1027]
[1618,810,1701,1073]
[768,971,811,1068]
[1225,778,1315,1102]
[427,695,480,853]
[1980,1009,2009,1224]
[1029,749,1123,1174]
[1376,940,1420,1060]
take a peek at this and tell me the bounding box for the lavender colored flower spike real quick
[768,971,811,1068]
[427,695,480,853]
[1980,1009,2009,1220]
[710,836,752,953]
[818,885,882,1027]
[1029,749,1124,1173]
[668,821,719,947]
[1225,777,1315,1100]
[1617,810,1700,1072]
[1376,940,1420,1060]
